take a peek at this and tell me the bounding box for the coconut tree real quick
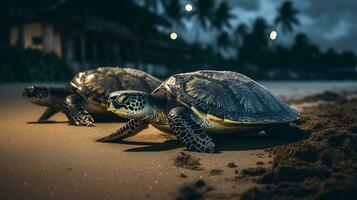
[274,1,300,33]
[191,0,215,41]
[143,0,162,12]
[238,18,270,66]
[162,0,185,28]
[234,23,249,47]
[217,32,231,50]
[251,18,270,50]
[211,2,235,52]
[192,0,215,29]
[212,2,235,31]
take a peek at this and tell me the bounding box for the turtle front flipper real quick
[168,107,215,153]
[96,119,148,142]
[63,94,94,126]
[38,107,60,122]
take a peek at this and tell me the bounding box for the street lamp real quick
[269,31,278,40]
[170,32,178,40]
[185,4,193,12]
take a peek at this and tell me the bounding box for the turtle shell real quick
[70,67,161,106]
[160,70,298,124]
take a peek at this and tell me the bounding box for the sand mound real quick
[241,95,357,200]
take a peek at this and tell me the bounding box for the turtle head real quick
[107,90,152,119]
[23,86,52,106]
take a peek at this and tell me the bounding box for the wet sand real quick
[1,83,356,200]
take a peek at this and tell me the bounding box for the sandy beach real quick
[0,82,356,200]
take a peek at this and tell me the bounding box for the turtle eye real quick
[110,96,117,101]
[117,95,129,103]
[112,101,122,109]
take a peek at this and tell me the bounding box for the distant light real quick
[270,31,278,40]
[185,4,193,12]
[170,32,178,40]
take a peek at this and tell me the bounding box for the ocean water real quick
[260,81,357,97]
[1,81,357,100]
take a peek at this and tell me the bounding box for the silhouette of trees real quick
[217,32,231,50]
[274,1,300,33]
[145,0,357,79]
[2,0,356,80]
[234,23,249,47]
[211,2,235,53]
[144,0,162,12]
[238,18,270,67]
[191,0,215,41]
[290,33,321,72]
[163,0,185,28]
[212,2,235,31]
[192,0,215,29]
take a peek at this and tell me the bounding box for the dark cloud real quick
[229,0,357,53]
[296,0,357,52]
[226,0,260,11]
[304,0,357,17]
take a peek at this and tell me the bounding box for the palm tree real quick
[162,0,185,28]
[234,23,249,47]
[192,0,215,31]
[211,2,235,53]
[274,1,300,33]
[217,32,231,50]
[212,2,235,31]
[238,18,270,66]
[251,18,270,49]
[143,0,162,12]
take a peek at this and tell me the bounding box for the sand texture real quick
[0,84,278,200]
[1,83,356,200]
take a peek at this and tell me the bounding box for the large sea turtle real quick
[23,67,161,126]
[97,70,299,153]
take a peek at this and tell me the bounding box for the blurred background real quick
[0,0,356,82]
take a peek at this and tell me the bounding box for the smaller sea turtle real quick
[23,67,161,126]
[98,70,299,153]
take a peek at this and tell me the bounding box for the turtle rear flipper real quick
[63,94,94,126]
[168,107,215,153]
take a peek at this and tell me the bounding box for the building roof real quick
[0,0,170,33]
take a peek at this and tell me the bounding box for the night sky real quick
[180,0,357,53]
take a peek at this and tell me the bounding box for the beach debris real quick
[180,173,188,178]
[174,152,202,170]
[256,161,265,165]
[210,169,223,176]
[176,180,214,200]
[227,162,238,168]
[241,167,267,177]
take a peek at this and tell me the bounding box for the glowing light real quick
[270,31,278,40]
[185,4,193,12]
[170,32,178,40]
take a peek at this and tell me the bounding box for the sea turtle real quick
[97,70,299,153]
[23,67,161,126]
